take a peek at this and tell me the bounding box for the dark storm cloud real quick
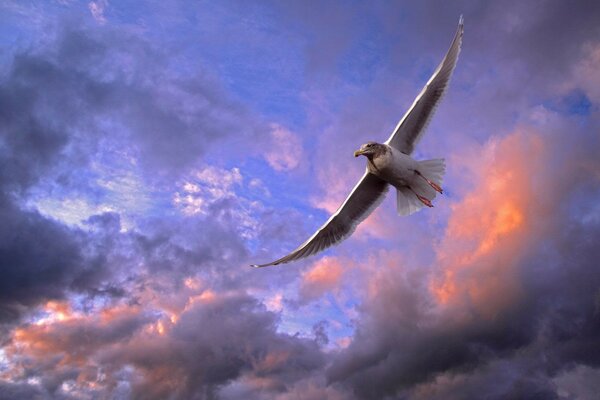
[117,293,324,399]
[6,292,324,400]
[0,45,99,324]
[0,15,270,325]
[4,25,263,176]
[0,382,46,400]
[0,55,70,194]
[0,203,82,323]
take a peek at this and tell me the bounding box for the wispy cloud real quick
[88,0,108,24]
[264,124,304,172]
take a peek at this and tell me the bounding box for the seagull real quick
[252,16,463,268]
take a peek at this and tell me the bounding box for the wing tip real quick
[251,259,284,268]
[250,263,271,268]
[459,14,464,26]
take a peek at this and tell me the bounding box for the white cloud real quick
[173,166,262,239]
[173,166,242,216]
[32,197,115,227]
[88,0,108,24]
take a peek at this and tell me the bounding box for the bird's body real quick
[355,142,445,213]
[252,16,463,268]
[366,145,418,187]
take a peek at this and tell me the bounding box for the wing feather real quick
[251,172,388,267]
[385,16,464,155]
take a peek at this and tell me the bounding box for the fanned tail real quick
[396,186,425,216]
[418,158,445,189]
[396,158,446,216]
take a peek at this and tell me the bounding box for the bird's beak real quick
[354,149,363,157]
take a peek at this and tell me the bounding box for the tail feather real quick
[418,158,446,186]
[396,158,446,216]
[396,187,425,216]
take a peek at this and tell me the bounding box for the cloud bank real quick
[1,1,599,399]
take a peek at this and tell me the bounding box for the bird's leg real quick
[414,170,443,194]
[409,187,434,208]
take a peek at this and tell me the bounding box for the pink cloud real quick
[264,123,304,171]
[2,284,324,398]
[429,129,546,317]
[299,257,344,302]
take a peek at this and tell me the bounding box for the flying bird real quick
[252,16,464,268]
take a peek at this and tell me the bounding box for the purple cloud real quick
[1,1,600,399]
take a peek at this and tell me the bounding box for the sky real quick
[0,1,600,399]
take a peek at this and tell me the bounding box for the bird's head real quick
[354,142,385,158]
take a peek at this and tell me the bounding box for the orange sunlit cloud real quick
[8,302,149,366]
[430,130,546,317]
[3,285,232,388]
[33,300,78,326]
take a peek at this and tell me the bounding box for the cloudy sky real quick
[1,1,600,399]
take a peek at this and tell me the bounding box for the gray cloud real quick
[0,204,83,323]
[4,292,324,400]
[1,1,599,399]
[10,25,264,177]
[0,13,274,323]
[0,44,99,323]
[0,382,47,400]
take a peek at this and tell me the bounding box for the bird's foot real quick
[429,181,443,194]
[415,170,443,194]
[416,193,434,208]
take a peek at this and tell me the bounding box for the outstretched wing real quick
[385,16,464,155]
[251,172,388,267]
